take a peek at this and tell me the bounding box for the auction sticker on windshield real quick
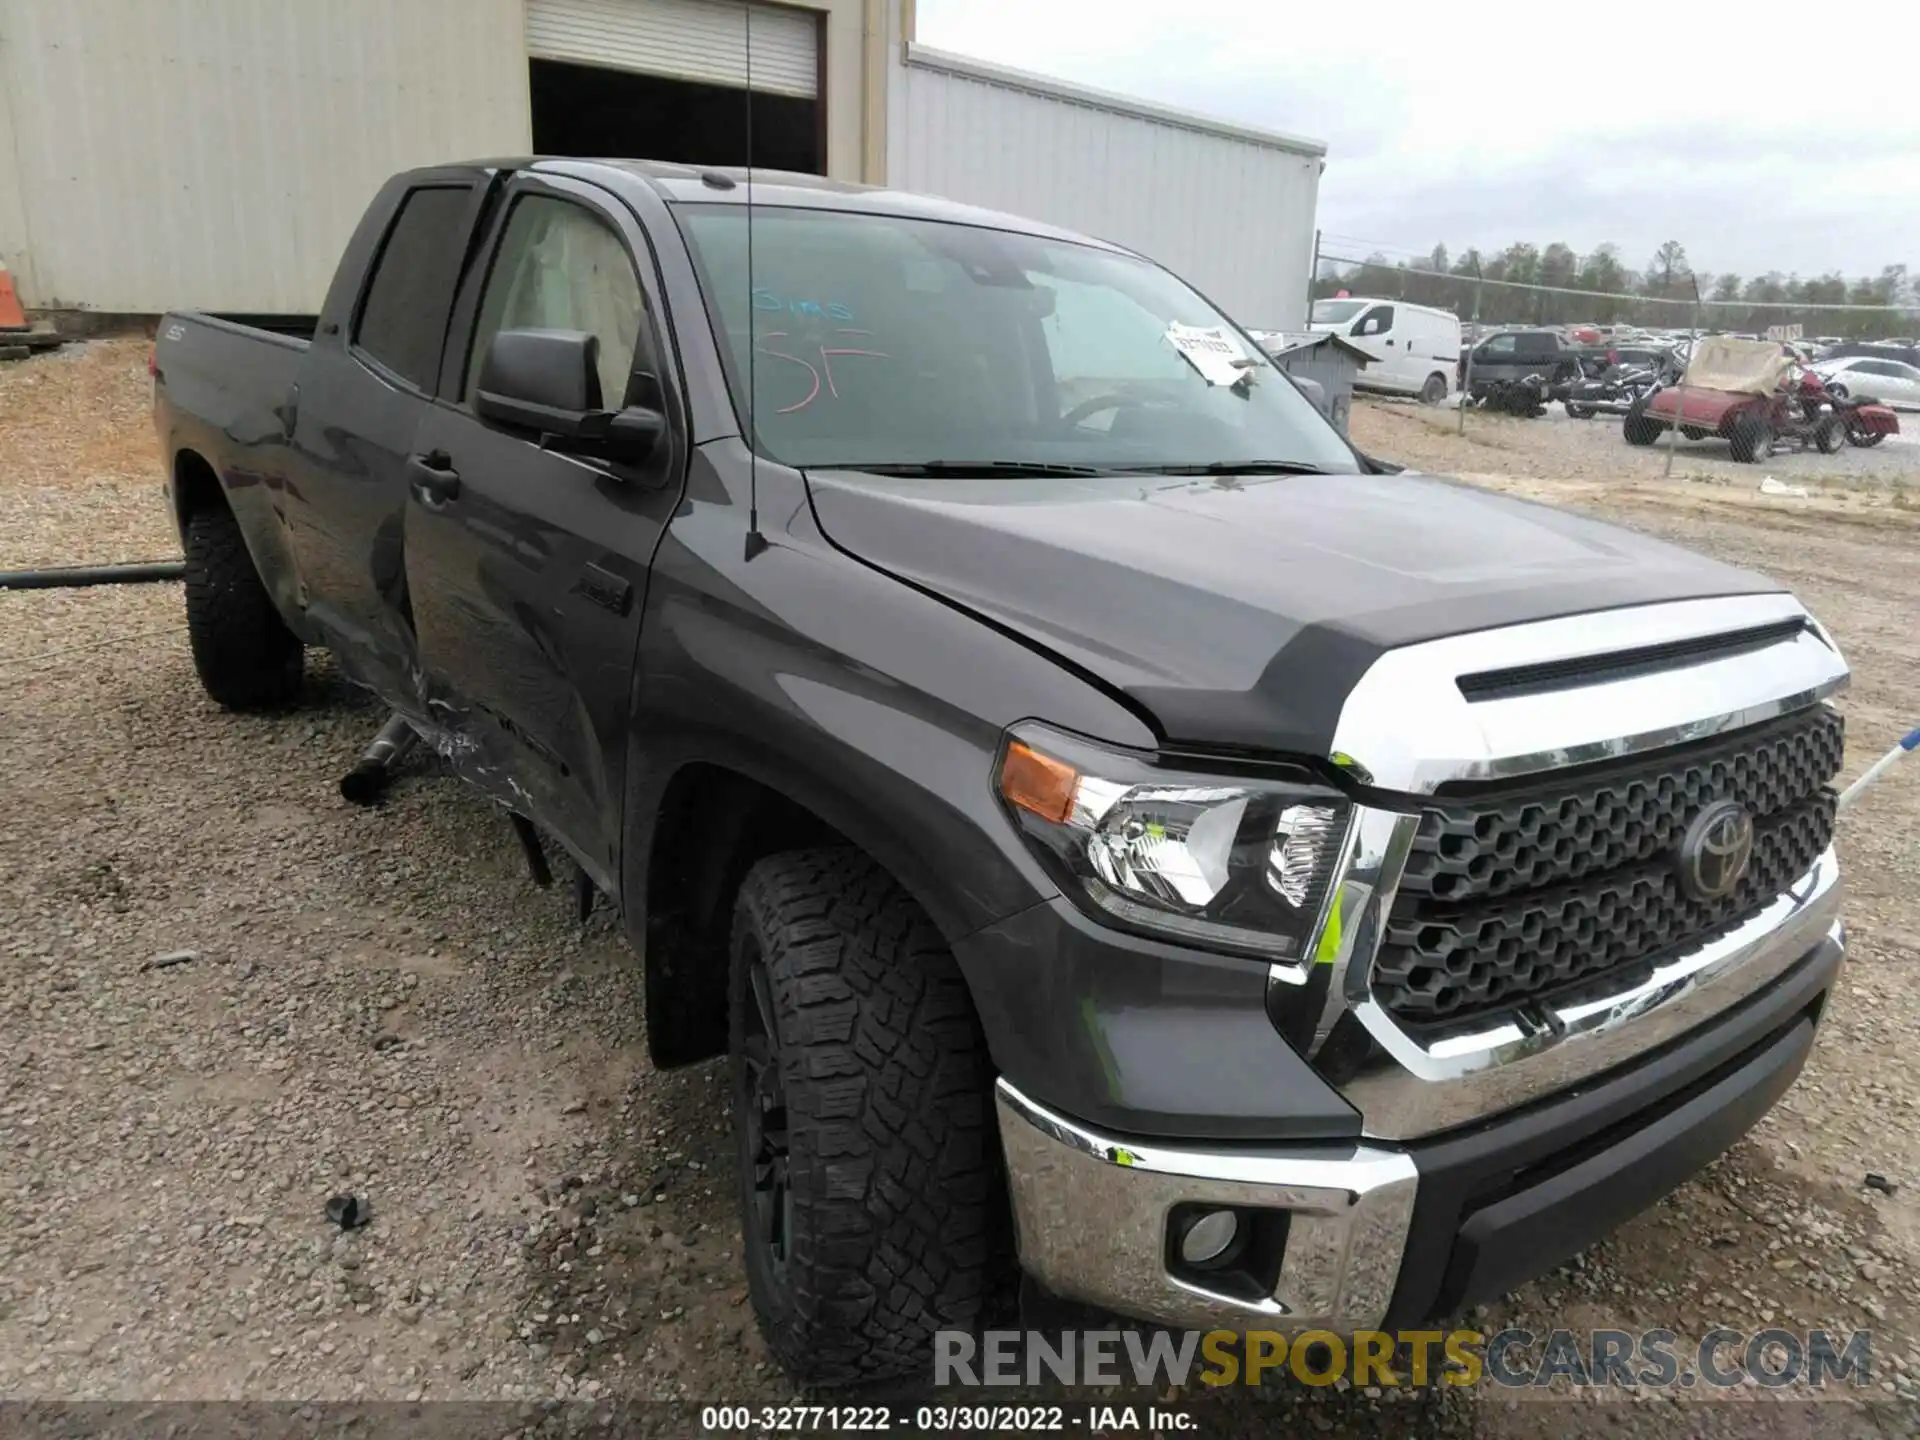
[1165,323,1247,385]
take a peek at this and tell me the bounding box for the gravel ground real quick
[4,342,1920,1434]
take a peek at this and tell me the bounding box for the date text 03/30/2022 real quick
[699,1406,1193,1432]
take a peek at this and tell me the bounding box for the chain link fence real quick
[1308,246,1920,453]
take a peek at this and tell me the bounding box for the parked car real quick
[1310,297,1461,403]
[153,159,1853,1387]
[1814,355,1920,410]
[1816,340,1920,370]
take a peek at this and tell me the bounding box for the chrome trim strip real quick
[1330,594,1849,794]
[995,1081,1416,1332]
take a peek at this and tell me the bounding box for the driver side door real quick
[401,175,684,890]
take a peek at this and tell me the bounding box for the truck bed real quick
[152,310,312,557]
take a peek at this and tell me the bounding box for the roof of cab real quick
[524,157,1134,253]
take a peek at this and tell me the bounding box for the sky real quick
[913,0,1920,286]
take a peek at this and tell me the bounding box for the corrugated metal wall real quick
[0,0,531,313]
[888,45,1324,331]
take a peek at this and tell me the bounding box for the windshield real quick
[1310,299,1367,325]
[674,204,1359,474]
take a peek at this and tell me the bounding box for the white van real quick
[1309,298,1462,404]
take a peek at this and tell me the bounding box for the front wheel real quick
[730,848,1002,1386]
[1827,382,1849,399]
[1623,405,1662,446]
[183,504,303,710]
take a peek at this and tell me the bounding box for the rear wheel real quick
[1814,415,1845,454]
[1623,403,1662,446]
[1728,412,1773,463]
[1419,373,1448,406]
[1848,426,1886,448]
[1565,402,1594,419]
[183,504,303,710]
[730,848,1002,1386]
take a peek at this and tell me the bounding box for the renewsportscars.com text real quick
[934,1327,1874,1390]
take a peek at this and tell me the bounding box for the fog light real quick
[1178,1208,1239,1266]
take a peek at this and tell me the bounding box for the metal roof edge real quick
[901,42,1329,159]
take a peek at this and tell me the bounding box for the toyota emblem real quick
[1677,800,1755,901]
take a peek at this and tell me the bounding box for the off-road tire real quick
[1419,373,1448,406]
[183,504,303,709]
[1728,412,1772,464]
[729,847,1001,1386]
[1622,403,1661,446]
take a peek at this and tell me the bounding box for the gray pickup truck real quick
[153,159,1850,1386]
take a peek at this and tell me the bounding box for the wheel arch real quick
[626,745,1036,1071]
[171,446,227,534]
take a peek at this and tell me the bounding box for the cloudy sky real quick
[914,0,1920,285]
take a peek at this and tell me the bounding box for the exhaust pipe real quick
[340,713,417,806]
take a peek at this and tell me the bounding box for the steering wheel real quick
[1061,393,1148,428]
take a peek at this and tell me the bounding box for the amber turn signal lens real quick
[1000,741,1079,824]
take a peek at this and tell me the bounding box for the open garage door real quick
[527,0,823,173]
[527,0,819,98]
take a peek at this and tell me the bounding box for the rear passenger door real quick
[400,174,685,891]
[285,173,487,702]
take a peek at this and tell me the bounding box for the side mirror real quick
[474,327,662,464]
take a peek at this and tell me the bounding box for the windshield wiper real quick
[819,460,1122,478]
[1113,460,1338,477]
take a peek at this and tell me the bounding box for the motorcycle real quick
[1794,370,1899,449]
[1565,354,1681,419]
[1475,372,1551,417]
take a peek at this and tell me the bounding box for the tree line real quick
[1312,240,1916,340]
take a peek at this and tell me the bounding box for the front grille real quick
[1374,705,1843,1028]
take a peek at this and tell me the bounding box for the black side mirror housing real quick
[474,327,662,464]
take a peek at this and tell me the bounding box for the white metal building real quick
[0,0,1323,327]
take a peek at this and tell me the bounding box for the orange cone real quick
[0,260,27,329]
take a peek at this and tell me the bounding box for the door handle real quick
[407,451,461,504]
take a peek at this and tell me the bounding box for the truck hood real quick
[803,468,1782,755]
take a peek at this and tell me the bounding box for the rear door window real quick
[354,185,473,391]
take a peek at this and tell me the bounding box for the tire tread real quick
[732,847,1000,1386]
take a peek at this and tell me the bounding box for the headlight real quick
[996,723,1352,962]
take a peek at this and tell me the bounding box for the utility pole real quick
[1458,259,1482,436]
[1665,271,1702,480]
[1307,229,1321,328]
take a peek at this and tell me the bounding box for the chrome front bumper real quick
[1000,900,1847,1333]
[996,1080,1416,1332]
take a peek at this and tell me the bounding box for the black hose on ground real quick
[0,561,186,590]
[339,713,418,806]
